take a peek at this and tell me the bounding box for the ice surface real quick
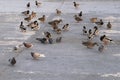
[0,0,120,80]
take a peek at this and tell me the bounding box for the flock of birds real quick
[9,1,114,66]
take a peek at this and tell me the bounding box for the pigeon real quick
[82,41,98,49]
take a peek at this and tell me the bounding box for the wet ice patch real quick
[21,31,35,35]
[100,30,120,34]
[113,54,120,57]
[4,31,35,40]
[0,41,22,45]
[14,70,36,74]
[101,73,120,77]
[4,37,29,40]
[0,47,13,54]
[104,16,116,22]
[52,16,63,20]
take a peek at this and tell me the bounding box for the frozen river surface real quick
[0,0,120,80]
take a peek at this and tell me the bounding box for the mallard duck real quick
[78,11,82,17]
[52,24,58,31]
[107,22,112,29]
[38,15,46,23]
[13,45,20,51]
[22,10,30,16]
[55,19,63,24]
[62,24,69,31]
[56,9,62,15]
[48,19,63,25]
[31,25,40,31]
[100,35,106,41]
[73,2,80,8]
[43,32,51,39]
[93,26,99,36]
[88,29,92,34]
[24,15,32,22]
[82,26,87,35]
[100,35,112,41]
[98,45,104,52]
[36,38,48,44]
[27,21,38,28]
[27,21,34,27]
[31,11,36,18]
[34,20,38,25]
[19,21,26,32]
[32,21,39,30]
[82,41,98,48]
[27,2,30,8]
[90,18,97,23]
[88,29,94,40]
[13,44,23,53]
[55,28,62,34]
[31,52,45,59]
[23,42,33,48]
[48,21,58,30]
[35,1,41,7]
[56,37,62,43]
[95,19,104,27]
[48,38,53,44]
[48,21,56,26]
[100,35,112,45]
[74,15,83,22]
[8,57,16,66]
